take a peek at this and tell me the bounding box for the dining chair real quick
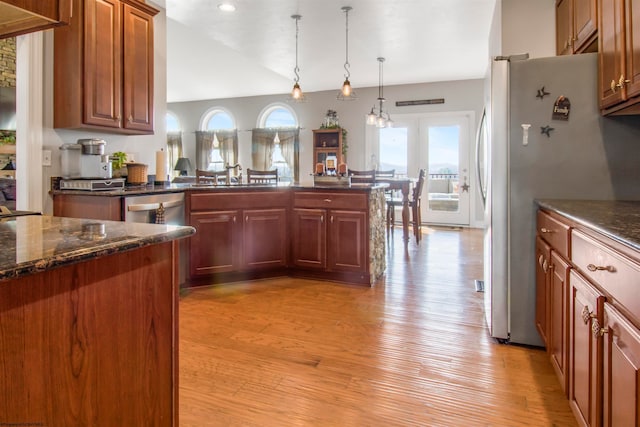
[374,169,395,179]
[348,169,376,184]
[387,168,426,241]
[196,169,230,185]
[246,168,278,184]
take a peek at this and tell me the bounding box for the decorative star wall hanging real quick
[536,86,550,100]
[541,125,554,137]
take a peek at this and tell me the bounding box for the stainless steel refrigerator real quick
[476,52,640,346]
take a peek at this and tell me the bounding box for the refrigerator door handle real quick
[475,107,487,207]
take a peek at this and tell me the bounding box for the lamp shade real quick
[174,157,192,176]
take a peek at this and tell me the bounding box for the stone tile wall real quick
[0,37,16,88]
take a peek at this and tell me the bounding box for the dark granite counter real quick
[536,199,640,252]
[0,215,195,281]
[50,182,387,197]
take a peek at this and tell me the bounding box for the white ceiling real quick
[164,0,497,103]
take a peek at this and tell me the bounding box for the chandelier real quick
[366,57,393,127]
[290,14,305,102]
[337,6,357,100]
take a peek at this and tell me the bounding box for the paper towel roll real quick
[155,149,168,182]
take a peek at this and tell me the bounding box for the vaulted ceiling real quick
[164,0,496,103]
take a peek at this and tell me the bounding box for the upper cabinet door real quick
[599,0,626,109]
[84,0,122,129]
[557,0,573,55]
[122,3,154,133]
[573,0,598,52]
[624,0,640,99]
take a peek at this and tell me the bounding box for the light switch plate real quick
[43,150,52,166]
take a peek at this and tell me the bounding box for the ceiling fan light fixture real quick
[337,6,357,101]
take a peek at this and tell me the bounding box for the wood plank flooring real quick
[179,226,576,426]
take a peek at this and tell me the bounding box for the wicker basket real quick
[126,163,148,185]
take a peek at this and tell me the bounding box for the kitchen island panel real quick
[0,241,178,426]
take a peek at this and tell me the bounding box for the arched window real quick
[166,111,184,177]
[258,104,298,128]
[201,108,235,130]
[253,104,299,183]
[195,107,239,175]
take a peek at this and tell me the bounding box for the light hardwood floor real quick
[179,226,576,426]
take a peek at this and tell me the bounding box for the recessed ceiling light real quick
[218,3,236,12]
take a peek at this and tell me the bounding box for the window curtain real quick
[167,132,183,177]
[251,128,299,182]
[195,130,238,170]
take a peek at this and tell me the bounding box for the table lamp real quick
[174,157,192,176]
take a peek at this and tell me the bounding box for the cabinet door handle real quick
[581,306,595,325]
[128,115,133,123]
[330,215,334,223]
[617,74,631,88]
[233,216,236,223]
[538,254,544,267]
[542,259,549,273]
[611,79,617,93]
[587,263,615,273]
[324,198,332,203]
[591,318,608,338]
[540,228,554,234]
[245,215,248,222]
[321,215,324,223]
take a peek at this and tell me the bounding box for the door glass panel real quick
[379,127,408,176]
[427,125,460,213]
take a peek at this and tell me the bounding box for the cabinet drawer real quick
[537,210,571,259]
[572,230,640,319]
[190,191,289,211]
[293,191,367,210]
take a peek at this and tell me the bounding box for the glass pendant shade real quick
[291,82,303,100]
[367,57,392,127]
[366,109,376,125]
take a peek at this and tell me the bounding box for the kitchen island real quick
[0,215,194,426]
[52,183,387,286]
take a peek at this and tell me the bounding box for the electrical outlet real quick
[43,150,52,166]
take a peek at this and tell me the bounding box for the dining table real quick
[375,176,416,241]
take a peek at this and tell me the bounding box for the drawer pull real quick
[587,263,615,273]
[540,228,555,233]
[581,306,595,325]
[591,318,608,338]
[324,199,332,203]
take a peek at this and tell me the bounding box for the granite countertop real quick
[51,182,387,196]
[536,199,640,252]
[0,215,195,282]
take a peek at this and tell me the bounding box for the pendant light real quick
[290,14,305,102]
[337,6,357,101]
[366,57,393,127]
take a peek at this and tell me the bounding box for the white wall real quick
[502,0,556,58]
[168,79,485,185]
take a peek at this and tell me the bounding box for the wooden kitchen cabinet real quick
[53,0,158,134]
[601,302,640,427]
[0,0,72,39]
[536,236,552,346]
[598,0,640,114]
[291,191,369,282]
[312,128,344,171]
[187,191,289,283]
[53,193,122,220]
[537,203,640,426]
[557,0,598,55]
[568,270,604,427]
[549,250,571,396]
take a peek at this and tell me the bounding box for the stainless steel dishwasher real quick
[124,192,185,225]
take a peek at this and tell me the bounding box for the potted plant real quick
[111,151,127,177]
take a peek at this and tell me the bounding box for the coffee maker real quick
[60,138,112,179]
